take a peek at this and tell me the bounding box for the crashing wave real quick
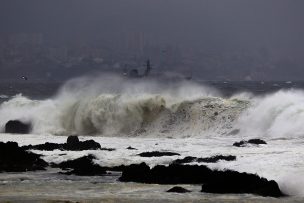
[1,75,304,139]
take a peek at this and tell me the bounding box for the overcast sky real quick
[1,0,304,51]
[1,0,304,81]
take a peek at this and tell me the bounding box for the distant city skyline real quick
[0,0,304,81]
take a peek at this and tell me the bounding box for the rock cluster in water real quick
[138,151,181,157]
[55,155,107,176]
[119,163,284,197]
[22,135,101,151]
[0,135,284,198]
[0,142,48,172]
[233,139,267,147]
[172,155,236,164]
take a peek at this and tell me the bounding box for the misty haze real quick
[1,0,304,81]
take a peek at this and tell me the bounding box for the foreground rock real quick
[5,120,31,134]
[119,163,284,197]
[233,139,267,147]
[55,155,106,176]
[138,151,180,157]
[173,155,236,164]
[22,135,101,151]
[167,186,191,193]
[0,142,48,172]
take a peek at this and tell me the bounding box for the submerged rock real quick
[23,136,101,151]
[5,120,31,134]
[173,155,236,164]
[56,155,106,176]
[0,142,48,172]
[233,139,267,147]
[119,163,284,197]
[167,186,191,193]
[138,151,180,157]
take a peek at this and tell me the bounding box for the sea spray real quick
[1,75,304,139]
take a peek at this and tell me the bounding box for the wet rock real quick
[119,163,284,197]
[248,139,267,145]
[5,120,31,134]
[138,151,180,157]
[22,136,101,151]
[172,156,197,164]
[65,136,101,151]
[66,135,79,148]
[0,142,48,172]
[167,186,191,193]
[119,163,150,182]
[197,155,236,163]
[201,172,283,197]
[173,155,236,165]
[22,142,64,151]
[233,139,267,147]
[126,146,137,150]
[100,148,116,151]
[56,155,106,176]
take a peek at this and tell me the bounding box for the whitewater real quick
[0,75,304,201]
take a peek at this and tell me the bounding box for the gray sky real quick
[1,0,304,80]
[1,0,304,49]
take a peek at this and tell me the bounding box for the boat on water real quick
[123,59,152,78]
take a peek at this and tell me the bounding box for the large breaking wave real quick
[1,75,304,138]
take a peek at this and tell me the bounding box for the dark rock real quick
[22,136,101,151]
[201,172,283,197]
[172,156,197,164]
[233,139,267,147]
[56,155,106,176]
[126,146,137,150]
[167,186,191,193]
[119,163,150,182]
[65,136,101,151]
[119,163,284,197]
[233,140,246,147]
[0,142,48,172]
[173,155,236,164]
[5,120,31,134]
[22,142,64,151]
[197,155,236,163]
[102,165,127,172]
[66,135,79,147]
[138,151,180,157]
[248,139,267,145]
[100,148,116,151]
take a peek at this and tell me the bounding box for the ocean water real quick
[0,75,304,202]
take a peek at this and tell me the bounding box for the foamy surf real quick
[1,75,304,140]
[1,76,304,198]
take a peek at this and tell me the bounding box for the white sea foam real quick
[1,76,304,140]
[1,76,304,196]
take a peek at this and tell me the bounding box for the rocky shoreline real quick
[0,134,284,198]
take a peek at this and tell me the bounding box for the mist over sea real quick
[0,76,304,202]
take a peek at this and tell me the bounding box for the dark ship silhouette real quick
[124,59,152,78]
